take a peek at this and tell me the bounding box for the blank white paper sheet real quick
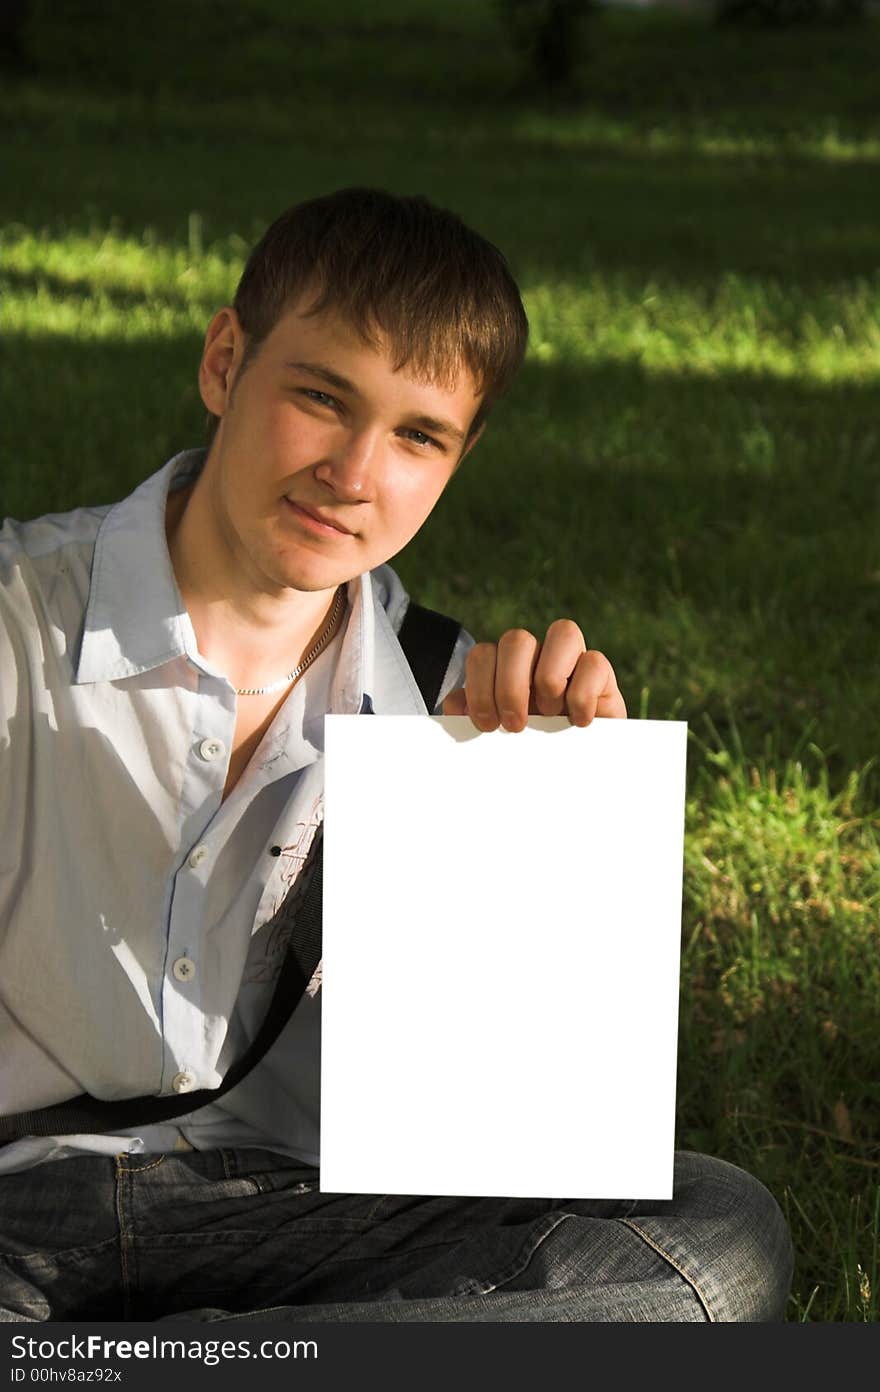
[320,715,688,1200]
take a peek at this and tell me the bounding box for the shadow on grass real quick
[4,333,876,545]
[0,331,206,520]
[1,265,192,315]
[674,941,880,1320]
[14,2,880,126]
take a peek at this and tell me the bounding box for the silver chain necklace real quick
[235,587,346,696]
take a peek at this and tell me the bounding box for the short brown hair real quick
[206,187,529,444]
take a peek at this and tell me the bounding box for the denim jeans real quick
[0,1149,793,1322]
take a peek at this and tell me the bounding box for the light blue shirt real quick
[0,450,471,1174]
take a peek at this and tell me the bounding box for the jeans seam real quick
[1,1234,119,1265]
[114,1167,130,1319]
[364,1195,391,1221]
[114,1147,158,1308]
[474,1212,573,1294]
[116,1156,166,1175]
[619,1218,715,1322]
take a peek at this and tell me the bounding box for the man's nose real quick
[313,428,379,500]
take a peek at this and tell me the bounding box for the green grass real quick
[1,0,879,1321]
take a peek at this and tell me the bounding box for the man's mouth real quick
[283,498,355,537]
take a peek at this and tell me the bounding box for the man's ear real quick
[454,421,486,472]
[198,306,247,418]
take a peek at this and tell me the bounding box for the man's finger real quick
[565,649,627,726]
[493,629,540,732]
[463,641,501,731]
[441,687,469,717]
[529,619,587,716]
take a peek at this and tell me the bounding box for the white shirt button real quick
[172,956,196,982]
[199,738,225,761]
[171,1071,196,1093]
[188,844,209,869]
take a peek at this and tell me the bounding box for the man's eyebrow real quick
[284,360,467,444]
[283,360,359,395]
[406,414,466,445]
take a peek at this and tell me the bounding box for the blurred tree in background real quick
[495,0,596,91]
[0,0,30,68]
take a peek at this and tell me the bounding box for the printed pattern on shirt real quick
[242,793,324,987]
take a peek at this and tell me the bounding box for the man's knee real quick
[627,1151,794,1322]
[706,1157,793,1322]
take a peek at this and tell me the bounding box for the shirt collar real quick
[75,450,204,684]
[329,572,429,718]
[76,451,429,718]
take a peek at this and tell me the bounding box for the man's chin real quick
[273,566,357,596]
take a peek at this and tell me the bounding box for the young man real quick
[0,188,792,1322]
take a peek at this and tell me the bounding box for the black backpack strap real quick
[396,601,463,713]
[0,599,463,1143]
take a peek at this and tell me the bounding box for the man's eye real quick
[302,389,338,408]
[401,429,441,450]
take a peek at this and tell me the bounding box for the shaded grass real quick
[2,0,879,1321]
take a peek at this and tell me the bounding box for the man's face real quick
[197,298,483,597]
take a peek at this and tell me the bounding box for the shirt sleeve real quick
[0,529,30,859]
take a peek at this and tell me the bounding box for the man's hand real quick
[441,619,627,732]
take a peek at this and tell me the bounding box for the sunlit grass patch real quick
[513,112,880,164]
[524,273,880,383]
[7,225,880,389]
[0,226,241,338]
[0,288,204,341]
[684,729,880,1023]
